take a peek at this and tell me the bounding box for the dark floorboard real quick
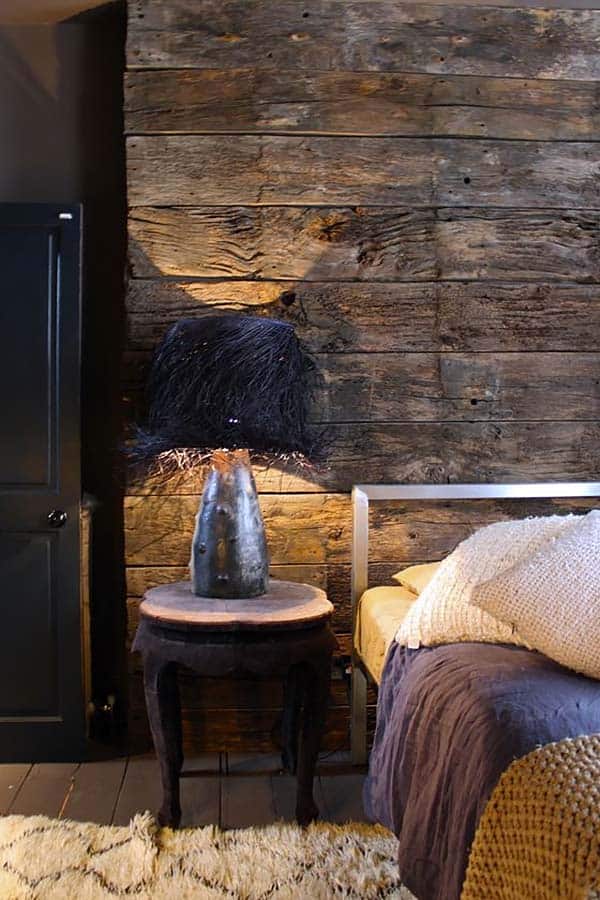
[180,773,221,827]
[112,757,162,826]
[62,759,127,824]
[221,775,276,829]
[0,752,368,828]
[320,773,367,823]
[0,764,31,816]
[9,763,80,818]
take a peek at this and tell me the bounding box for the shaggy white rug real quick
[0,812,415,899]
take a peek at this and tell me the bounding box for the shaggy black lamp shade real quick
[133,315,317,462]
[131,315,319,600]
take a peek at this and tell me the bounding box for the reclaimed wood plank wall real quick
[125,0,600,752]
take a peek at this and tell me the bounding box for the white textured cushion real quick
[392,561,441,594]
[471,509,600,680]
[395,514,577,649]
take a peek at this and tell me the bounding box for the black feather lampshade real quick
[131,315,319,599]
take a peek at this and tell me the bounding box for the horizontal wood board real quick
[125,70,600,139]
[127,3,600,80]
[127,136,600,208]
[128,207,600,281]
[125,0,600,753]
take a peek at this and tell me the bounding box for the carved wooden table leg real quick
[281,663,304,775]
[143,656,183,828]
[295,656,331,826]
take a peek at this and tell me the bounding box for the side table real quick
[132,579,337,828]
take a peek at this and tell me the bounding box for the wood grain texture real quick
[127,563,409,632]
[127,668,369,710]
[128,206,600,282]
[62,761,127,825]
[124,69,600,139]
[125,494,600,566]
[139,579,331,629]
[122,419,600,496]
[125,0,600,755]
[127,136,600,208]
[125,279,600,354]
[111,758,163,825]
[0,765,31,815]
[123,350,600,423]
[127,2,600,80]
[9,764,79,818]
[129,705,375,754]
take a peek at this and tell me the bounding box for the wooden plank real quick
[271,772,328,822]
[9,763,79,818]
[126,564,328,596]
[127,136,600,208]
[127,2,600,80]
[180,707,375,754]
[127,207,600,282]
[227,753,282,773]
[124,69,600,139]
[319,773,367,823]
[126,562,400,632]
[123,350,600,423]
[61,760,127,824]
[124,493,351,565]
[221,775,276,828]
[112,757,162,824]
[0,764,31,815]
[124,415,600,507]
[127,669,366,711]
[179,774,220,827]
[125,279,600,354]
[182,754,221,774]
[124,494,600,567]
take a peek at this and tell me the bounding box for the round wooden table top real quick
[139,579,333,631]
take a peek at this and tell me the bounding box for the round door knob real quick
[47,509,68,528]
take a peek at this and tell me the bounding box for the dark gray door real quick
[0,204,84,761]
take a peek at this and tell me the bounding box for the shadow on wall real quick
[0,8,128,725]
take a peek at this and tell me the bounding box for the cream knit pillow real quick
[395,514,577,649]
[471,509,600,679]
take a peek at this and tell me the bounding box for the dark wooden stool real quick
[132,579,336,828]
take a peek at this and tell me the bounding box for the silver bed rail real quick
[350,481,600,765]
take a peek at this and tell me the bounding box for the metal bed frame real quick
[350,481,600,765]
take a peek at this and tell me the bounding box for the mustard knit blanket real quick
[461,734,600,900]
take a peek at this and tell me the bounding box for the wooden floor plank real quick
[319,773,368,824]
[181,753,221,775]
[180,775,220,828]
[271,773,328,824]
[227,752,283,774]
[112,756,162,825]
[0,764,32,815]
[9,763,79,818]
[61,759,127,824]
[221,775,276,829]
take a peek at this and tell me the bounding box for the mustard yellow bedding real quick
[355,586,416,683]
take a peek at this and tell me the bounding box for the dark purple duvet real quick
[363,642,600,900]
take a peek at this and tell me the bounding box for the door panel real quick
[0,227,57,488]
[0,204,83,760]
[0,532,58,716]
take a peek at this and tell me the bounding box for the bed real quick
[351,482,600,900]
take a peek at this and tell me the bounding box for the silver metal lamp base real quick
[190,449,269,599]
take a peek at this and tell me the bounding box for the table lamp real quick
[130,315,319,599]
